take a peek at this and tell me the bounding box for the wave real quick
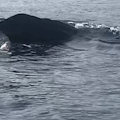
[67,21,120,44]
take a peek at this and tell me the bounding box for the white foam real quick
[74,22,109,29]
[75,23,89,29]
[110,27,120,32]
[0,42,10,51]
[22,44,32,48]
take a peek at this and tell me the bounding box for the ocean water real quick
[0,0,120,120]
[1,0,120,26]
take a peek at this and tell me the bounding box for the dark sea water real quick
[0,0,120,120]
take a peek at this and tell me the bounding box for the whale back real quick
[0,14,77,44]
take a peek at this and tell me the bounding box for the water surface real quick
[0,0,120,120]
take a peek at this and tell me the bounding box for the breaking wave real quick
[67,21,120,44]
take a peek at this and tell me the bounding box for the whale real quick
[0,14,77,45]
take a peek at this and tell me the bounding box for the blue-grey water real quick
[0,0,120,120]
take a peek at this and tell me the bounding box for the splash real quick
[67,21,120,44]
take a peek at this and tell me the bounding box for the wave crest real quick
[67,21,120,44]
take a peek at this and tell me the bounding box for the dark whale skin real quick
[0,14,77,45]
